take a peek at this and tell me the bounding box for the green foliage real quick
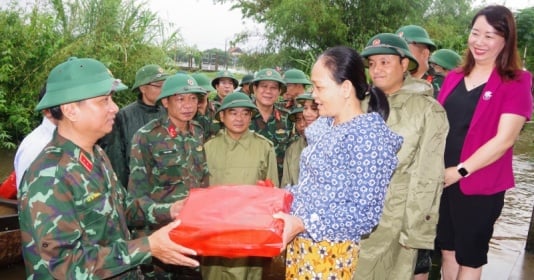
[516,7,534,70]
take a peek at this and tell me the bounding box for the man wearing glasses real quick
[102,64,168,187]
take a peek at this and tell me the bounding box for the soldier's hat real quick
[157,73,207,102]
[283,69,312,85]
[239,74,255,86]
[211,70,239,89]
[132,64,168,91]
[395,25,436,51]
[289,92,315,122]
[295,92,314,105]
[36,57,127,111]
[250,68,287,93]
[430,49,462,70]
[216,92,258,117]
[191,72,215,92]
[361,33,419,72]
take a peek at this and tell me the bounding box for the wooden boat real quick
[0,198,21,266]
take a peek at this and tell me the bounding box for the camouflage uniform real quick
[422,68,445,99]
[18,132,172,279]
[249,107,293,183]
[128,116,208,205]
[195,100,222,141]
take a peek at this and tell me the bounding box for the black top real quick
[443,79,485,167]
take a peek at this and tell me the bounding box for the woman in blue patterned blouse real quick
[274,46,403,279]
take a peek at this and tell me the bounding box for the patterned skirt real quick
[285,236,359,280]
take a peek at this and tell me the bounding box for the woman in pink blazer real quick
[436,5,533,280]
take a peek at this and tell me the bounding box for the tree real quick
[515,7,534,70]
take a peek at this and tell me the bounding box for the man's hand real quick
[170,199,186,219]
[272,212,305,251]
[148,220,199,267]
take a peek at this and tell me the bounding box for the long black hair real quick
[319,46,390,120]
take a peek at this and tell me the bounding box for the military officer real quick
[396,25,443,97]
[210,70,238,105]
[191,72,219,140]
[249,68,293,184]
[101,64,168,187]
[237,73,255,98]
[18,57,198,279]
[128,73,209,279]
[201,91,278,280]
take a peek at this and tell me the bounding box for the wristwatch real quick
[457,163,469,177]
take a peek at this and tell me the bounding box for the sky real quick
[149,0,533,51]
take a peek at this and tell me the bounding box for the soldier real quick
[102,64,168,187]
[237,73,255,98]
[201,91,278,280]
[429,48,462,76]
[280,92,318,187]
[210,70,238,105]
[249,68,293,184]
[128,73,209,279]
[354,33,449,280]
[18,57,198,279]
[191,72,219,140]
[396,25,443,97]
[281,68,312,110]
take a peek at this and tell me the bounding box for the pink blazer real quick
[437,68,533,195]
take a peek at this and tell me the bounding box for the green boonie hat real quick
[430,49,462,70]
[211,70,239,89]
[191,72,215,92]
[132,64,168,90]
[288,104,304,122]
[216,92,258,117]
[283,69,311,85]
[361,33,419,72]
[250,68,286,92]
[157,73,207,102]
[36,57,127,111]
[295,92,314,104]
[395,25,436,51]
[239,74,254,86]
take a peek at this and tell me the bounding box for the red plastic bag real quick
[169,184,293,258]
[0,171,17,199]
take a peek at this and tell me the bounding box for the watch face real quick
[458,167,468,177]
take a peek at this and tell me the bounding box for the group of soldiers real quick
[15,22,464,280]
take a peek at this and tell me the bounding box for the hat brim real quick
[212,77,239,89]
[406,37,436,51]
[215,102,258,120]
[362,47,419,72]
[156,86,207,102]
[288,107,304,122]
[132,74,169,91]
[36,79,127,111]
[284,79,312,86]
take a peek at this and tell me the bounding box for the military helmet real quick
[157,73,207,102]
[250,68,286,92]
[239,74,255,86]
[36,57,127,111]
[289,92,315,122]
[395,25,436,51]
[216,92,258,115]
[283,69,312,85]
[191,72,215,92]
[132,64,168,91]
[288,105,304,122]
[295,92,314,104]
[211,70,239,89]
[430,49,462,70]
[361,33,419,72]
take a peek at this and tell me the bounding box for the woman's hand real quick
[273,212,305,250]
[444,166,462,188]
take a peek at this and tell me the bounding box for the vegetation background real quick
[0,0,533,149]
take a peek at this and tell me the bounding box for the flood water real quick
[0,123,533,279]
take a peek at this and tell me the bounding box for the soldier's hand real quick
[170,199,186,219]
[148,220,199,267]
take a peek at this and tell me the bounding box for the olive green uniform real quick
[280,136,307,187]
[201,129,278,280]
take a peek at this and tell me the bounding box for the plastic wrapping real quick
[169,184,293,258]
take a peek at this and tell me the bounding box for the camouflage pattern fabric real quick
[422,68,445,99]
[195,100,222,141]
[128,116,209,205]
[249,106,293,183]
[18,132,173,279]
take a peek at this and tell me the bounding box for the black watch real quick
[457,163,469,177]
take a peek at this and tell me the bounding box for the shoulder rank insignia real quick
[79,153,93,172]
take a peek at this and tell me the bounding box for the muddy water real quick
[1,123,533,279]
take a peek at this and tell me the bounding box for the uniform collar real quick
[222,129,253,150]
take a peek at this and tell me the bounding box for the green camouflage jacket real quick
[101,99,167,187]
[249,106,293,183]
[128,117,209,204]
[195,100,222,141]
[18,132,172,279]
[422,68,445,98]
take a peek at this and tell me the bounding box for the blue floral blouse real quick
[287,112,403,242]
